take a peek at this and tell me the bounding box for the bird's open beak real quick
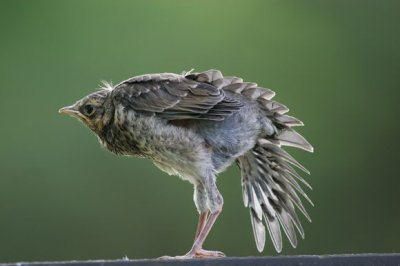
[58,105,79,116]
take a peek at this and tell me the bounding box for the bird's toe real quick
[158,249,226,260]
[158,255,192,260]
[193,249,226,258]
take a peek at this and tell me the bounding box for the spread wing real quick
[111,72,243,121]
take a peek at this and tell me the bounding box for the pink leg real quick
[159,211,212,259]
[160,176,225,259]
[160,207,225,259]
[184,207,225,258]
[194,211,208,239]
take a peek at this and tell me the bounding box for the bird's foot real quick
[190,249,226,258]
[159,249,226,259]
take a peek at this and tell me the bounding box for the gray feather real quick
[277,210,297,248]
[238,141,312,253]
[276,129,314,152]
[279,161,313,190]
[262,205,282,253]
[112,73,243,121]
[258,99,289,114]
[250,209,266,252]
[281,198,305,238]
[259,140,310,174]
[275,114,304,127]
[259,90,276,100]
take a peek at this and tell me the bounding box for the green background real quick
[0,0,399,262]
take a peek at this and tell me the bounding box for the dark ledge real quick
[2,254,400,266]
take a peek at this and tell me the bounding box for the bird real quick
[59,69,313,259]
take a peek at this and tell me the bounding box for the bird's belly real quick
[152,159,197,183]
[128,117,212,183]
[149,145,213,184]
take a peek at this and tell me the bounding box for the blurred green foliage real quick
[0,0,399,262]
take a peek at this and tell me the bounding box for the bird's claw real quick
[191,249,226,258]
[159,249,226,259]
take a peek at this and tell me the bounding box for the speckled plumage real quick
[59,69,313,258]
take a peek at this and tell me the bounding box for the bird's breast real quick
[99,107,214,180]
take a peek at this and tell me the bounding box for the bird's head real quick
[59,89,113,133]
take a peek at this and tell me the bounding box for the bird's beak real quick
[58,105,79,116]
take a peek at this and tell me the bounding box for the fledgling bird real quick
[59,69,313,259]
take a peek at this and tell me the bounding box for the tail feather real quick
[250,208,266,252]
[258,139,309,174]
[280,161,312,190]
[238,141,312,253]
[282,199,305,238]
[263,205,283,253]
[282,183,312,223]
[277,208,297,248]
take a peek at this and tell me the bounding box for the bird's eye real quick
[82,104,95,116]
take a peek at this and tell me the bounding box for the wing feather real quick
[111,73,242,121]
